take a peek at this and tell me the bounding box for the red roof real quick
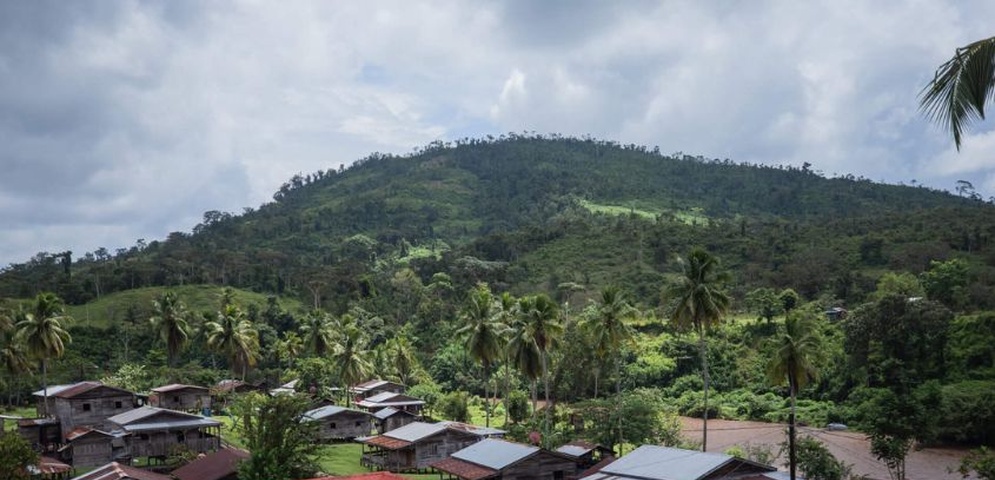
[37,456,71,475]
[172,447,250,480]
[303,472,410,480]
[361,435,412,450]
[431,457,499,480]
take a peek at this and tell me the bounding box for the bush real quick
[505,390,530,424]
[438,391,470,422]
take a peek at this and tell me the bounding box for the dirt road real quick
[678,417,972,480]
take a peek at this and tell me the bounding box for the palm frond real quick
[920,36,995,150]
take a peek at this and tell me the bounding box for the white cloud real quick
[1,0,995,266]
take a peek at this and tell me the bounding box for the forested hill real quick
[3,135,995,315]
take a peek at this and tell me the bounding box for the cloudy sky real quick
[2,1,994,267]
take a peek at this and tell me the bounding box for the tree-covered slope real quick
[2,135,993,314]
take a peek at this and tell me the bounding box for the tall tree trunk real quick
[531,380,537,420]
[542,351,551,436]
[483,363,490,427]
[593,365,600,399]
[41,358,49,417]
[699,327,709,452]
[503,360,511,426]
[789,379,797,480]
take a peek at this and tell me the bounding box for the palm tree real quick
[518,294,562,432]
[300,310,337,357]
[768,314,823,480]
[580,285,637,399]
[920,36,995,150]
[456,283,507,427]
[496,291,519,425]
[15,292,72,417]
[0,309,31,405]
[332,314,372,406]
[507,314,541,416]
[150,291,190,367]
[275,332,303,370]
[205,304,259,380]
[664,248,730,451]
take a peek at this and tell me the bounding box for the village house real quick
[359,421,484,472]
[105,406,222,459]
[373,407,418,434]
[578,445,782,480]
[149,384,212,413]
[62,427,126,467]
[171,447,249,480]
[356,392,425,416]
[351,379,407,400]
[32,382,138,434]
[29,456,73,480]
[70,461,173,480]
[432,438,579,480]
[304,405,374,441]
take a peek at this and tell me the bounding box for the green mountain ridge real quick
[3,135,995,315]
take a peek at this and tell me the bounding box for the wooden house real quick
[373,407,418,434]
[70,461,173,480]
[304,405,374,441]
[30,456,73,480]
[359,421,483,472]
[171,447,249,480]
[62,427,127,467]
[149,384,212,412]
[351,380,407,400]
[356,392,425,416]
[432,438,579,480]
[18,417,61,451]
[577,445,778,480]
[106,406,222,459]
[33,382,138,434]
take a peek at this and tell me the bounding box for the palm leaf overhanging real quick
[920,36,995,150]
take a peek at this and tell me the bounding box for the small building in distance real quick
[578,445,778,480]
[171,447,250,480]
[149,384,212,413]
[373,407,418,434]
[555,440,615,472]
[356,392,425,416]
[303,405,374,441]
[106,406,222,459]
[351,380,406,400]
[359,421,483,472]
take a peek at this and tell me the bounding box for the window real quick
[82,403,91,412]
[554,471,564,480]
[174,396,180,403]
[355,421,363,427]
[115,401,123,409]
[330,422,337,429]
[176,432,185,443]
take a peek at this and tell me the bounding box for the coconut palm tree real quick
[15,292,72,417]
[768,313,823,480]
[300,310,337,357]
[457,283,507,427]
[332,314,372,406]
[507,314,541,416]
[496,291,519,425]
[580,285,636,399]
[920,35,995,150]
[518,294,562,432]
[664,248,730,451]
[0,309,31,405]
[150,291,190,368]
[205,304,259,380]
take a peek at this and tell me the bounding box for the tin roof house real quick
[149,384,212,413]
[432,438,579,480]
[358,421,485,472]
[373,407,418,434]
[356,392,425,416]
[351,380,407,400]
[303,405,374,441]
[579,445,780,480]
[105,406,222,459]
[32,382,138,434]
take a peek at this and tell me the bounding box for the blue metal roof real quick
[383,421,447,442]
[452,438,538,470]
[303,405,367,420]
[589,445,775,480]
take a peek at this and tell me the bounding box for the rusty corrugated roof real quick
[151,383,208,393]
[361,434,413,450]
[171,447,249,480]
[304,472,410,480]
[71,461,173,480]
[432,457,499,480]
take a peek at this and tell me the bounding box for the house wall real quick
[412,432,480,469]
[501,453,577,480]
[316,411,371,440]
[127,428,219,458]
[55,393,134,433]
[380,415,416,433]
[69,436,113,467]
[152,391,212,411]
